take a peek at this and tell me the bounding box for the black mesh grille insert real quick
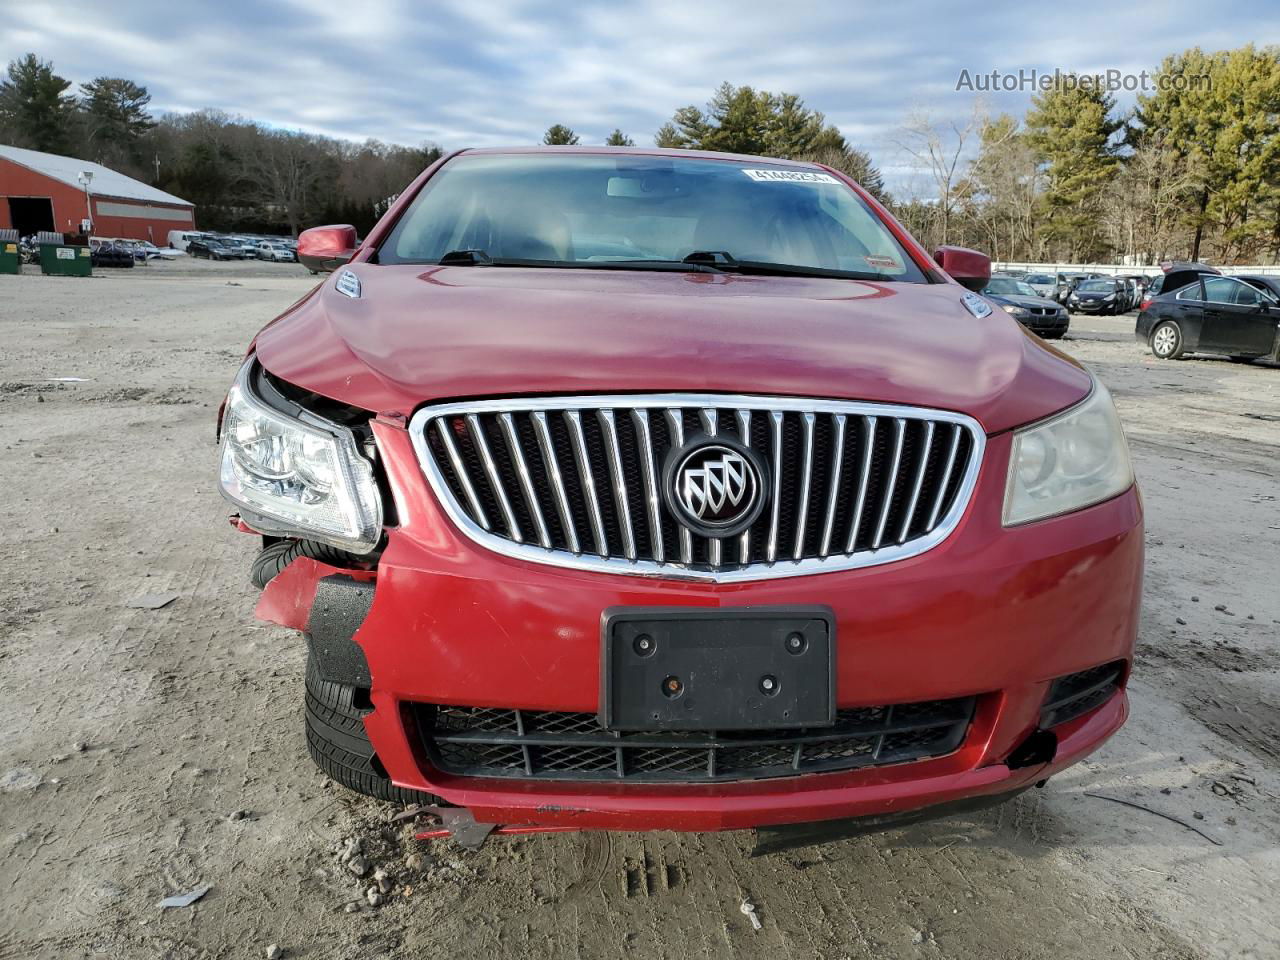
[414,697,976,783]
[1040,661,1125,728]
[417,398,980,577]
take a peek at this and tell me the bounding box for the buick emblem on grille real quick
[664,437,767,538]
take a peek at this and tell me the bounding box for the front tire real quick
[304,656,440,805]
[1151,321,1185,359]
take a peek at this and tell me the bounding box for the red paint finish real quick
[0,155,194,240]
[255,265,1090,435]
[933,245,993,291]
[245,147,1143,832]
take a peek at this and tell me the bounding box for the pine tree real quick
[604,129,634,146]
[80,76,155,164]
[1024,79,1122,260]
[0,53,77,153]
[1136,46,1280,262]
[542,124,579,145]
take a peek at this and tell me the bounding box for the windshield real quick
[1078,280,1114,293]
[983,278,1037,297]
[1025,274,1054,284]
[380,154,927,282]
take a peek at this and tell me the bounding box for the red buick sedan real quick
[219,147,1141,847]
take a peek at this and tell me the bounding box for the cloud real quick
[3,0,1278,191]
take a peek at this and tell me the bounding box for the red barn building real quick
[0,144,195,242]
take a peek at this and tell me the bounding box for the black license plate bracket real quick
[601,606,834,731]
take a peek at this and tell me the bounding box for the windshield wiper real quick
[431,248,891,281]
[681,251,889,281]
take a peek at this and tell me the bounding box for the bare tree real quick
[893,101,985,247]
[241,129,333,237]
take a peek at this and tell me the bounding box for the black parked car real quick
[189,238,239,261]
[1068,278,1127,315]
[1136,274,1280,363]
[1144,262,1219,300]
[981,276,1070,338]
[89,240,136,268]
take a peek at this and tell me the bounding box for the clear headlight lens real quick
[1004,381,1134,526]
[219,361,382,552]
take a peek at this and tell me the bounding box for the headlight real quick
[1004,381,1134,526]
[1001,304,1030,318]
[219,360,383,552]
[1103,294,1115,301]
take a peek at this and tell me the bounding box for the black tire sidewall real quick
[303,653,437,805]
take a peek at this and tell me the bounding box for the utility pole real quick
[154,153,161,182]
[77,171,95,236]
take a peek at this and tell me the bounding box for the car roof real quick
[456,144,827,169]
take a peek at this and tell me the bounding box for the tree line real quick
[896,46,1280,265]
[2,49,1277,264]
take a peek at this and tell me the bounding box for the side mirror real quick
[933,245,991,292]
[297,224,358,273]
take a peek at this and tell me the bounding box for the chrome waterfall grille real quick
[409,395,984,582]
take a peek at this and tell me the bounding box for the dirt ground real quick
[1,258,1277,960]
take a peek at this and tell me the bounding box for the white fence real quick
[994,262,1280,279]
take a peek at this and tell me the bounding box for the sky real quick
[4,0,1279,192]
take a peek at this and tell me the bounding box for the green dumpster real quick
[0,229,19,275]
[39,242,92,277]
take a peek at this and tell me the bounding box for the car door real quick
[1201,277,1277,355]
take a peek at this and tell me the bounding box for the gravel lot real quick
[1,259,1278,960]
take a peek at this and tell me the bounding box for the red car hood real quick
[254,264,1091,433]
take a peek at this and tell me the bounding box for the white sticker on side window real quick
[742,169,840,184]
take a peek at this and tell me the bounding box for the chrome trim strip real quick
[701,408,721,567]
[793,412,815,560]
[434,418,490,531]
[820,414,846,558]
[872,418,906,550]
[664,409,693,564]
[735,409,752,563]
[927,423,962,531]
[631,409,664,563]
[845,415,876,553]
[898,420,934,544]
[498,413,550,548]
[531,411,580,554]
[597,410,636,561]
[565,410,608,557]
[409,394,986,584]
[467,413,521,542]
[766,410,784,563]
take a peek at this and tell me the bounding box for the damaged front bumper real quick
[252,418,1142,835]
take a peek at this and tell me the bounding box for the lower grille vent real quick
[414,697,976,783]
[1040,662,1124,728]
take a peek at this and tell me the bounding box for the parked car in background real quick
[256,241,296,262]
[1069,278,1126,315]
[1120,275,1150,304]
[981,276,1070,338]
[1023,273,1059,299]
[1137,273,1280,362]
[189,237,239,260]
[1143,262,1220,303]
[88,239,135,268]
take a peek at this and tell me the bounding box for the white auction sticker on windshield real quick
[742,169,840,184]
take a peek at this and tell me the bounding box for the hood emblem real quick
[664,437,767,539]
[961,291,992,318]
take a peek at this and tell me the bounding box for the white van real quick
[167,230,202,252]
